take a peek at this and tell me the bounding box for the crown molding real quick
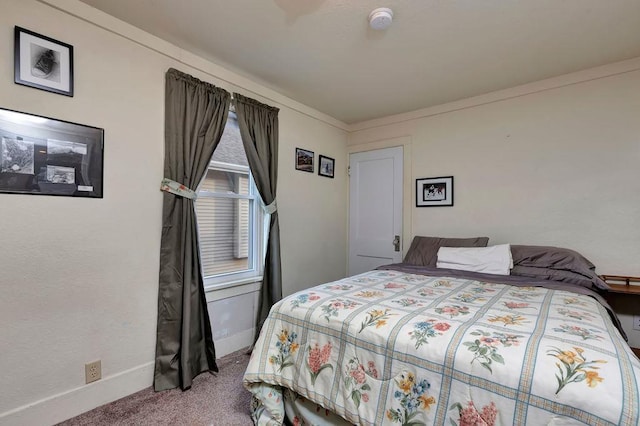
[349,56,640,132]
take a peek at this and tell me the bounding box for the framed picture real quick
[318,155,335,178]
[14,26,74,97]
[416,176,453,207]
[295,148,314,173]
[0,107,103,198]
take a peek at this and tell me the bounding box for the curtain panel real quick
[154,68,230,391]
[233,93,282,340]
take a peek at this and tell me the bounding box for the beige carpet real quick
[58,348,253,426]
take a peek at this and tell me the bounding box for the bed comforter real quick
[243,266,640,425]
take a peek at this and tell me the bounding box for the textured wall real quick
[349,62,640,347]
[0,1,347,423]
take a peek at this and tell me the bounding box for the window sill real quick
[204,276,262,303]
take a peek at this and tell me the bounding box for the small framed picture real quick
[318,155,335,178]
[14,26,74,97]
[416,176,454,207]
[295,148,314,173]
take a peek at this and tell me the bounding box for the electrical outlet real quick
[85,360,101,384]
[634,316,640,331]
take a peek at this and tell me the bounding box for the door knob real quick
[393,235,400,252]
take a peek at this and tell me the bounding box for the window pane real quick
[196,110,258,280]
[200,168,249,196]
[196,195,251,277]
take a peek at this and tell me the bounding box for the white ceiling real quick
[79,0,640,124]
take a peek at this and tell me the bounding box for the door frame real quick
[347,136,413,273]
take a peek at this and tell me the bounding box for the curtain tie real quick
[160,178,198,200]
[264,199,277,214]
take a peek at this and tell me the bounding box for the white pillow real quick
[436,244,513,275]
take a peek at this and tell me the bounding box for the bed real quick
[243,238,640,425]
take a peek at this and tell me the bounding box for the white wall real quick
[0,1,348,424]
[349,59,640,346]
[279,108,350,296]
[2,1,638,423]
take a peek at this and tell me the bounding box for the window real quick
[195,111,264,288]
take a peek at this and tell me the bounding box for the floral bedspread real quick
[243,269,640,425]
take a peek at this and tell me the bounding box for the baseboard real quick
[0,361,154,426]
[215,328,255,358]
[0,330,252,426]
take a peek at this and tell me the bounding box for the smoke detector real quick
[368,7,393,30]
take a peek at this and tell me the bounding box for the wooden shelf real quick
[601,275,640,295]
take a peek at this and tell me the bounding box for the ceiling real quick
[79,0,640,124]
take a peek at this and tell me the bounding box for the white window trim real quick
[207,160,249,174]
[199,165,266,290]
[204,278,262,303]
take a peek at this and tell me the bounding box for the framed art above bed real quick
[416,176,453,207]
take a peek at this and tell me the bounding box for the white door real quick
[348,146,403,276]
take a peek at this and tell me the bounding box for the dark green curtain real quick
[154,69,230,391]
[234,93,281,340]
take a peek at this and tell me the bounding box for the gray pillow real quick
[510,245,609,291]
[511,245,595,274]
[511,265,610,291]
[403,236,489,267]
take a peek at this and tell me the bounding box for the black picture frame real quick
[295,147,314,173]
[0,107,103,198]
[416,176,453,207]
[318,155,335,178]
[14,26,74,97]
